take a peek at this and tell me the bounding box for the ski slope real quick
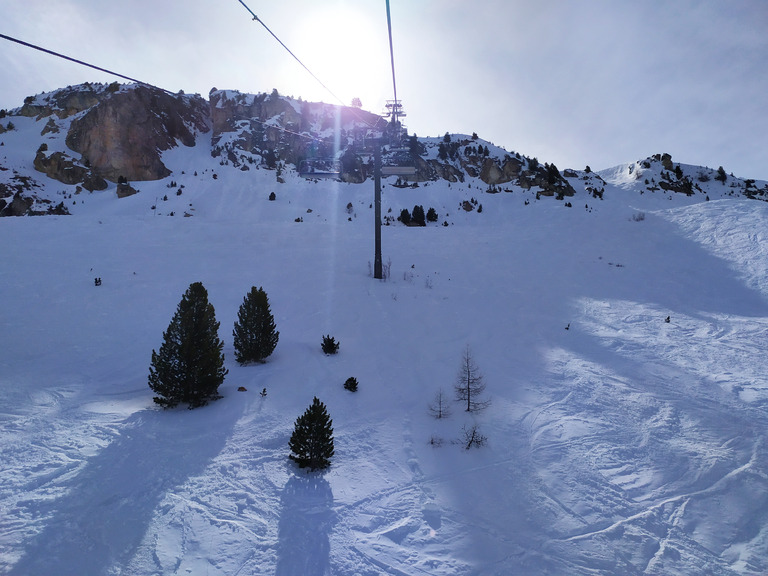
[1,130,768,574]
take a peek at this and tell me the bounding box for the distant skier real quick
[260,388,267,397]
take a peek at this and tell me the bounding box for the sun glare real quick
[289,5,390,111]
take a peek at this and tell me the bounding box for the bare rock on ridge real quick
[65,86,210,182]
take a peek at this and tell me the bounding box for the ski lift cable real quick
[0,32,175,96]
[236,0,348,109]
[0,33,324,145]
[0,32,352,161]
[235,0,387,135]
[385,0,399,115]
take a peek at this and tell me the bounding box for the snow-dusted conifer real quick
[148,282,227,409]
[289,397,334,471]
[233,286,279,364]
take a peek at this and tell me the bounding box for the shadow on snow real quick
[275,473,334,576]
[9,400,241,576]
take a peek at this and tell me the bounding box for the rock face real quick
[33,148,107,191]
[0,172,69,217]
[15,83,576,199]
[19,85,102,120]
[65,86,210,182]
[208,89,382,183]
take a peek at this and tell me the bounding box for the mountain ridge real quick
[2,82,765,217]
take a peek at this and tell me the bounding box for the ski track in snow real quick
[2,120,768,574]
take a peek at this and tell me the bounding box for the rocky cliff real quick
[65,85,209,182]
[6,82,765,217]
[9,82,577,194]
[18,83,209,184]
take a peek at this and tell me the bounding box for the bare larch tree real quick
[454,345,490,412]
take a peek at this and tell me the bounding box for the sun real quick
[288,4,391,111]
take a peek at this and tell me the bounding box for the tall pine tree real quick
[148,282,227,409]
[289,397,334,471]
[233,286,279,364]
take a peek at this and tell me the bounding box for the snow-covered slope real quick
[2,97,768,575]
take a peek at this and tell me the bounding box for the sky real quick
[1,0,766,180]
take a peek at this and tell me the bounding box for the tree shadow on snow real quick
[275,473,334,576]
[8,401,241,576]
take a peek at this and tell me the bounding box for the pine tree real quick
[233,286,279,364]
[454,345,490,412]
[321,335,340,355]
[289,397,335,470]
[716,165,727,183]
[148,282,228,409]
[412,205,426,226]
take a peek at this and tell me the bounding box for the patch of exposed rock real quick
[34,146,107,191]
[18,83,105,120]
[66,86,210,182]
[116,181,140,198]
[209,89,382,183]
[0,171,69,216]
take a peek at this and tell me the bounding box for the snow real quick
[2,120,768,575]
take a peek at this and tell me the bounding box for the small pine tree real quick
[716,166,727,183]
[289,397,335,470]
[426,207,438,222]
[233,286,279,364]
[148,282,228,409]
[321,335,340,355]
[398,208,412,225]
[344,377,358,392]
[412,205,426,226]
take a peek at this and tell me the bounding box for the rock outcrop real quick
[33,147,107,191]
[0,171,69,216]
[209,89,382,183]
[65,86,210,182]
[13,83,577,200]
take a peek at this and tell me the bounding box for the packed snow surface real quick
[2,138,768,575]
